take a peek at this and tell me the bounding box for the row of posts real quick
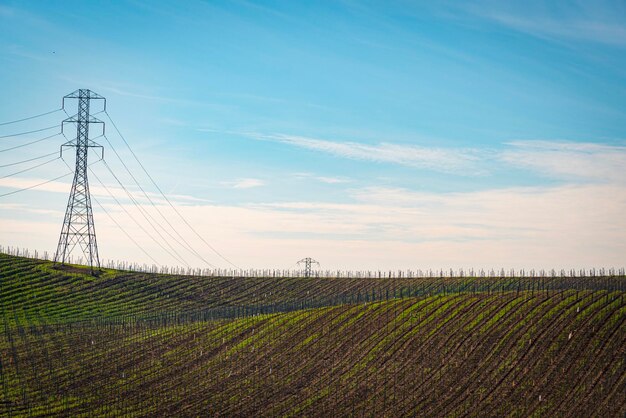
[1,245,624,279]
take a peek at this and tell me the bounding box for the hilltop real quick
[0,253,625,417]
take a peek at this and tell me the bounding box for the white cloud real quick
[0,175,210,206]
[487,14,626,46]
[293,172,350,184]
[254,133,626,184]
[0,177,72,194]
[0,202,62,216]
[257,133,486,175]
[502,140,626,184]
[241,184,626,269]
[4,137,625,270]
[224,178,265,189]
[316,176,349,184]
[3,182,625,270]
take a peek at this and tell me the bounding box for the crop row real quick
[0,290,624,417]
[2,253,624,326]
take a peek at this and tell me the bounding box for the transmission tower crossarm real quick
[54,89,105,274]
[297,257,320,278]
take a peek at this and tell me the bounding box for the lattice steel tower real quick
[297,257,320,278]
[54,89,105,271]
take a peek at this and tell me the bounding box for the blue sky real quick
[0,1,625,270]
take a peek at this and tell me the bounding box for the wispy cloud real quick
[293,172,351,184]
[0,177,71,195]
[58,78,231,111]
[184,183,625,269]
[502,140,626,184]
[256,133,487,175]
[0,177,210,206]
[277,184,620,258]
[464,1,626,47]
[251,132,626,184]
[0,202,62,216]
[223,178,265,189]
[3,180,625,269]
[316,176,349,184]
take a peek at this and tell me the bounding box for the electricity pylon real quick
[297,257,320,278]
[54,89,105,273]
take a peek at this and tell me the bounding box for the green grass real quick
[1,253,625,417]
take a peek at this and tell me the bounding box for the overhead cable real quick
[0,156,60,180]
[0,151,59,168]
[100,135,218,269]
[0,125,59,139]
[0,132,62,153]
[0,108,62,126]
[87,164,191,267]
[99,157,207,268]
[104,110,240,269]
[91,195,162,267]
[0,171,71,198]
[0,160,100,198]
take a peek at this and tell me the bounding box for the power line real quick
[0,170,71,198]
[90,195,161,267]
[0,132,62,153]
[53,89,105,271]
[0,159,101,199]
[100,145,218,269]
[0,108,62,126]
[99,157,211,268]
[86,162,192,267]
[90,165,189,266]
[0,125,59,139]
[66,108,213,269]
[0,151,58,168]
[99,135,219,269]
[0,156,59,180]
[67,158,163,267]
[104,110,240,269]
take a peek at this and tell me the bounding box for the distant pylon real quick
[297,257,320,278]
[54,89,105,272]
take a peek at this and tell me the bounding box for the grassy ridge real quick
[1,253,623,325]
[1,290,624,417]
[1,253,625,416]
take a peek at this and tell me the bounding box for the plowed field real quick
[0,253,624,416]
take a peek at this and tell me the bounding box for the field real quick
[0,253,625,416]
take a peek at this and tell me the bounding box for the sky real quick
[0,0,625,271]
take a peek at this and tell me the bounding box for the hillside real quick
[1,253,623,323]
[0,253,625,417]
